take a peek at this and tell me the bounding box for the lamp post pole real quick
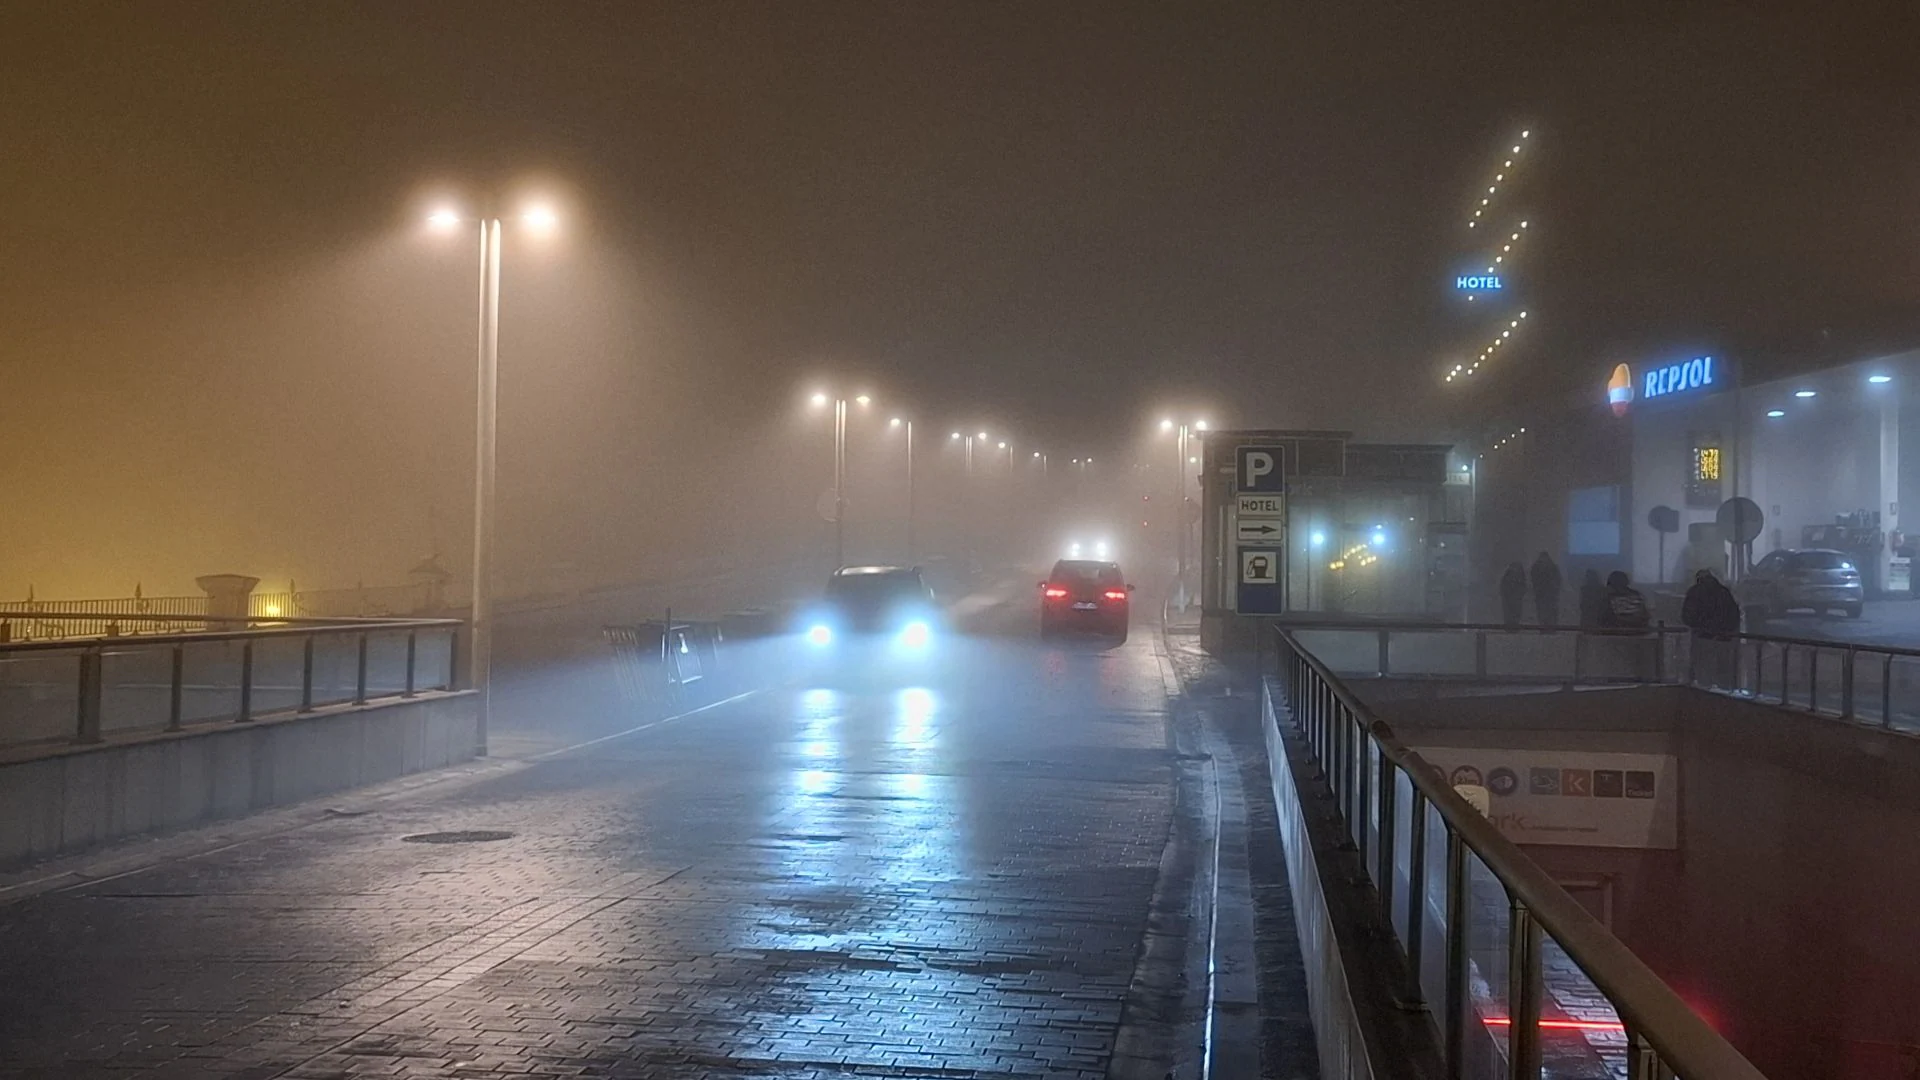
[470,216,501,752]
[834,397,847,568]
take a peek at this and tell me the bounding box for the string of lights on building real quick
[1445,311,1530,381]
[1476,424,1529,459]
[1447,127,1538,388]
[1466,130,1531,229]
[1473,220,1530,278]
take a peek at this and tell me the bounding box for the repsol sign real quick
[1641,355,1717,400]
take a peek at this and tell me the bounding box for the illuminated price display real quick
[1687,434,1722,508]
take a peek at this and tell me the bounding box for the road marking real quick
[529,688,764,761]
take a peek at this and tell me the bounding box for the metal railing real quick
[0,583,445,642]
[1694,631,1920,732]
[1285,620,1688,686]
[1274,626,1768,1080]
[1282,618,1920,736]
[0,617,461,749]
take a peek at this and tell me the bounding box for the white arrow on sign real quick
[1236,520,1285,543]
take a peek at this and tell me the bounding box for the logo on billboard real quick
[1607,363,1634,416]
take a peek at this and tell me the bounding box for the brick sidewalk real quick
[0,633,1185,1079]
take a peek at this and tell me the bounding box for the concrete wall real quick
[1356,679,1920,1078]
[0,690,478,866]
[1672,692,1920,1079]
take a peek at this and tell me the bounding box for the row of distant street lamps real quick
[416,189,1198,734]
[806,390,1085,567]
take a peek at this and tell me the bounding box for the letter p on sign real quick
[1237,446,1285,492]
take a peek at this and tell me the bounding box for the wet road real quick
[0,597,1194,1078]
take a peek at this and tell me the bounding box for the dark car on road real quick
[1739,548,1865,619]
[1039,559,1132,641]
[802,565,940,653]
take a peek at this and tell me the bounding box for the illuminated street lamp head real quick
[1033,451,1041,458]
[810,392,829,408]
[854,394,871,407]
[521,203,559,235]
[977,431,988,440]
[889,417,902,428]
[1160,418,1174,432]
[426,207,462,232]
[996,441,1006,450]
[950,432,961,440]
[1195,420,1209,431]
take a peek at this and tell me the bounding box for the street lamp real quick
[426,196,562,749]
[1159,417,1210,583]
[810,390,871,567]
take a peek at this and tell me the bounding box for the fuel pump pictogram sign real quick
[1241,549,1278,585]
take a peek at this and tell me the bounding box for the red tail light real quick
[1043,586,1069,598]
[1103,590,1128,601]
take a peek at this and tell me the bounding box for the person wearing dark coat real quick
[1682,569,1743,688]
[1499,562,1528,627]
[1530,552,1563,627]
[1579,570,1606,628]
[1599,570,1651,630]
[1681,570,1741,635]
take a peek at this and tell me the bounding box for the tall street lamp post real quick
[427,199,560,751]
[890,417,915,562]
[1159,417,1209,588]
[812,391,870,567]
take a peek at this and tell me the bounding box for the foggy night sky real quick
[3,2,1917,596]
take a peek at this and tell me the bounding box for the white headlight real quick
[899,621,931,648]
[806,624,833,647]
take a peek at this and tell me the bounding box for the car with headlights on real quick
[1039,559,1132,641]
[800,566,940,663]
[1739,548,1864,618]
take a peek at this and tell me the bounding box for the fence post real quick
[76,648,103,744]
[1405,789,1428,1002]
[448,624,465,692]
[1507,895,1543,1080]
[1355,717,1372,862]
[1377,754,1397,922]
[1809,648,1820,712]
[404,630,418,698]
[1883,653,1895,729]
[1840,648,1856,721]
[1444,829,1468,1077]
[1378,628,1391,677]
[300,635,315,712]
[354,633,369,705]
[237,640,254,722]
[167,644,184,731]
[1624,1029,1662,1079]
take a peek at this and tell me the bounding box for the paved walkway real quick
[0,609,1198,1078]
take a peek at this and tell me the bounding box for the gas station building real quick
[1472,346,1920,610]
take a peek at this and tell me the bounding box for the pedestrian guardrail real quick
[1697,631,1920,731]
[1280,618,1920,735]
[1272,626,1769,1080]
[0,617,461,748]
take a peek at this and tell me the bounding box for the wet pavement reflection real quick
[0,616,1181,1078]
